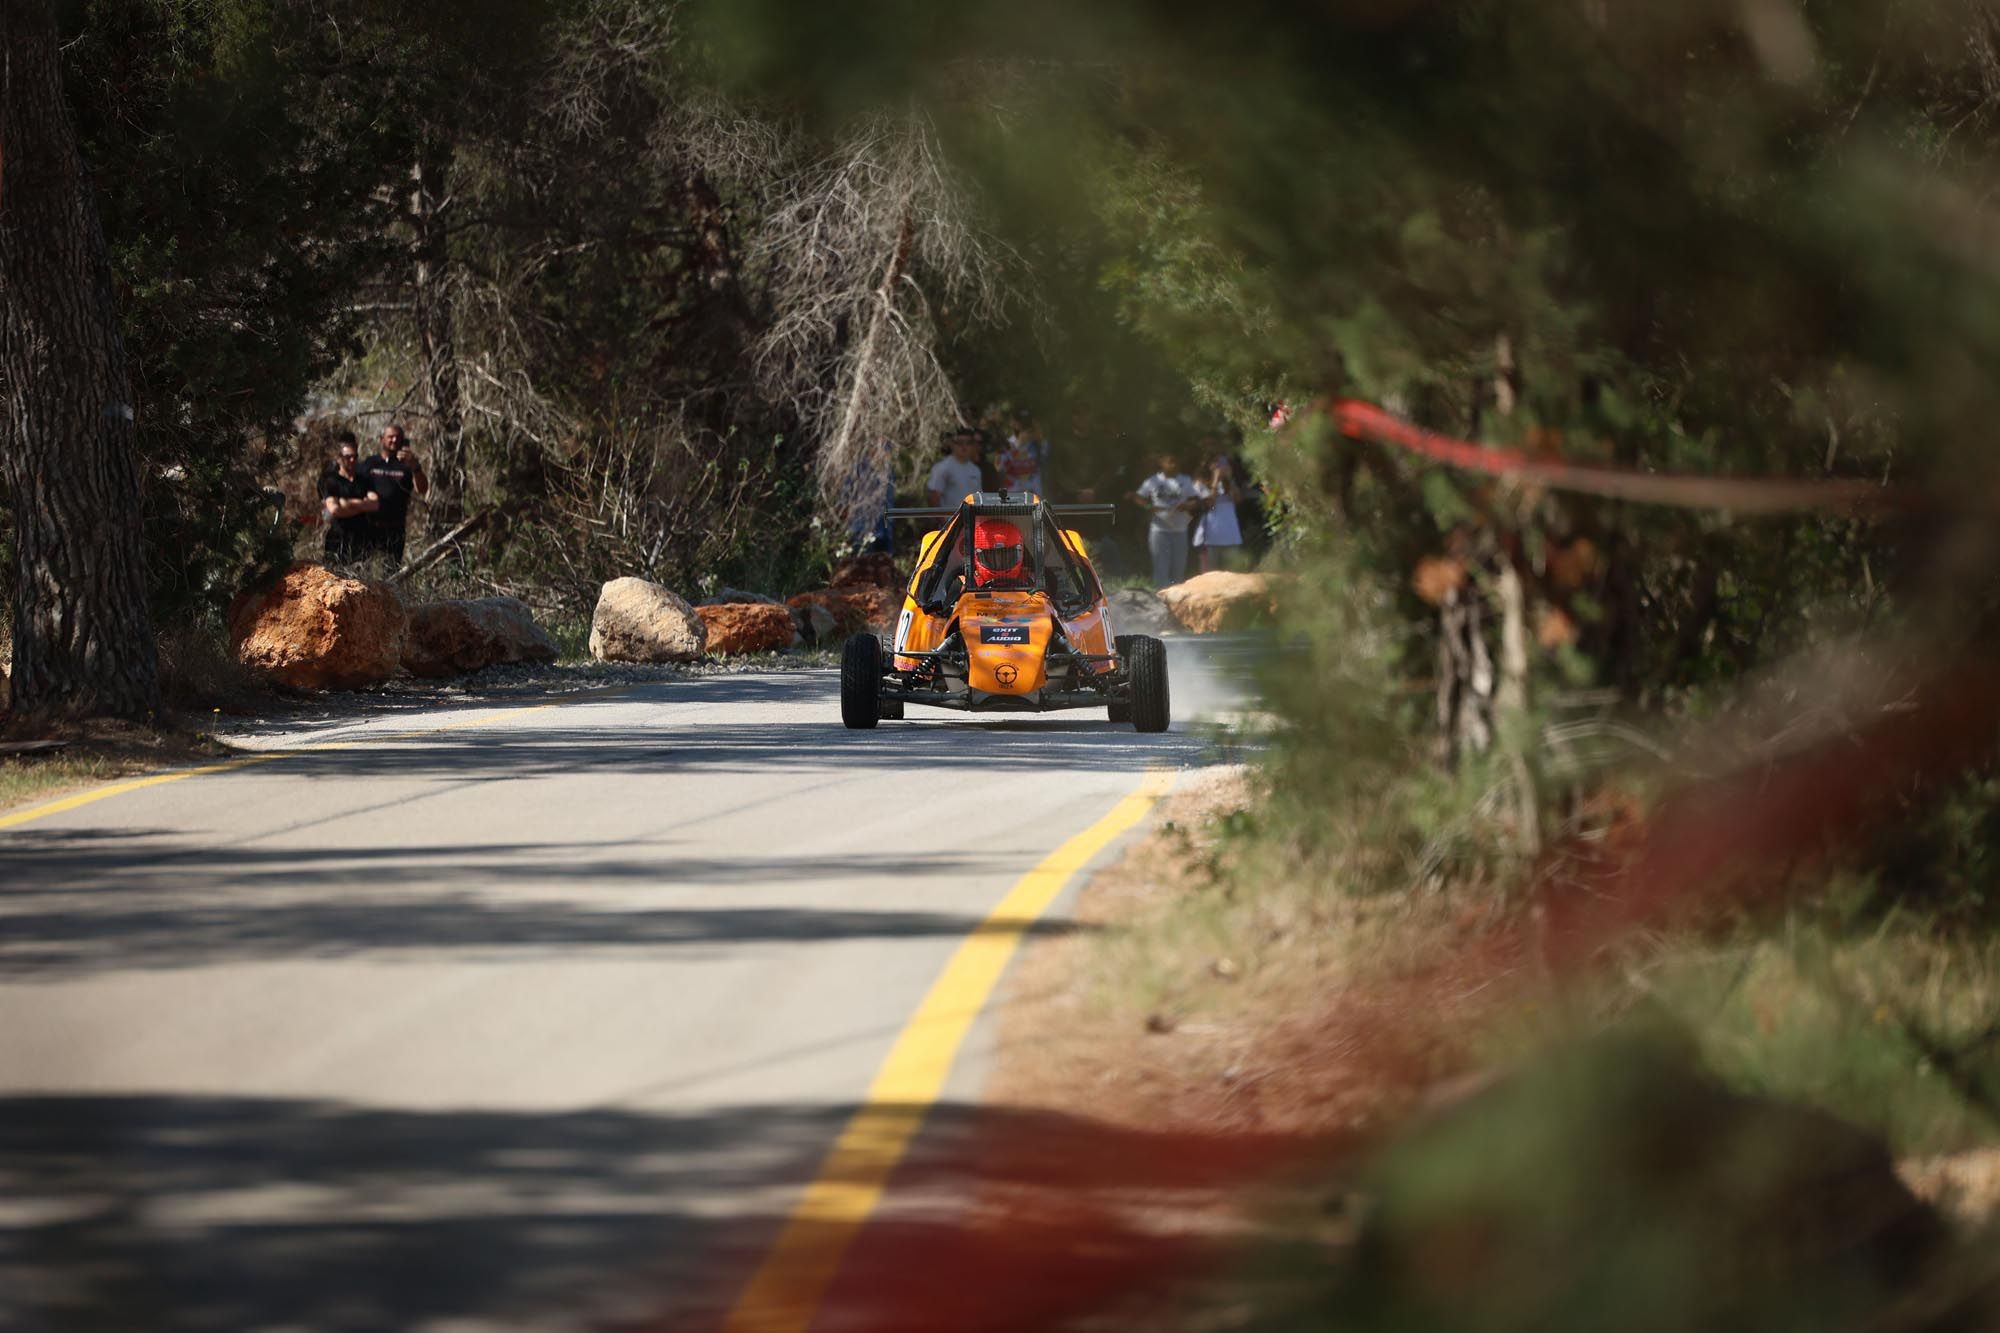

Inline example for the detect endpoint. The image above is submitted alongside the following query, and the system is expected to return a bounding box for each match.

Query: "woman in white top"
[1193,455,1248,572]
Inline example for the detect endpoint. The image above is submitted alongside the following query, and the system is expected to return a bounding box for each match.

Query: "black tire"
[841,633,882,729]
[1128,634,1170,733]
[1107,635,1135,722]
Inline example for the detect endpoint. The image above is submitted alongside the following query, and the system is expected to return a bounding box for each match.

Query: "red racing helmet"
[972,517,1029,587]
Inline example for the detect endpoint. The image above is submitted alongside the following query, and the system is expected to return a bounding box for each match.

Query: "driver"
[972,517,1034,589]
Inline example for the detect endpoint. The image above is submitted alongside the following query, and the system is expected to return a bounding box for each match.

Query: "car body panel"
[958,592,1054,694]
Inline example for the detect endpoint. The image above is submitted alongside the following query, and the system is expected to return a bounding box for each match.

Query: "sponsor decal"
[979,624,1031,644]
[995,663,1019,686]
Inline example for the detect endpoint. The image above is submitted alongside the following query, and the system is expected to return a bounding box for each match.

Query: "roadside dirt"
[968,767,2000,1331]
[987,765,1459,1137]
[989,766,1275,1128]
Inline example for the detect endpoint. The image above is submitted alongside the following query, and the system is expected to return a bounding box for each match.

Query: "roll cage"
[890,494,1113,613]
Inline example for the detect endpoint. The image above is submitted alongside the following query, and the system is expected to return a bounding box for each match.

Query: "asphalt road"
[0,646,1245,1331]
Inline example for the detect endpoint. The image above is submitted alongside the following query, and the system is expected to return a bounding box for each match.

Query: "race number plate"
[979,625,1031,644]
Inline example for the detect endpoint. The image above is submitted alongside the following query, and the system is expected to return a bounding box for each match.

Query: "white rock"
[589,577,707,664]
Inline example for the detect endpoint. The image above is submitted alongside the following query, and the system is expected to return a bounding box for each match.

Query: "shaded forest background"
[8,0,1996,685]
[8,0,2000,1325]
[8,0,1237,634]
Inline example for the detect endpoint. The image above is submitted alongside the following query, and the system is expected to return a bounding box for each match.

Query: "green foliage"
[63,0,413,616]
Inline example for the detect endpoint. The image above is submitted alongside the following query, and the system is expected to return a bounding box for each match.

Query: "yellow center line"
[0,688,629,834]
[722,767,1178,1333]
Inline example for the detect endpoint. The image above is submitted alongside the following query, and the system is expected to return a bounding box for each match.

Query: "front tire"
[841,633,882,729]
[1128,635,1170,733]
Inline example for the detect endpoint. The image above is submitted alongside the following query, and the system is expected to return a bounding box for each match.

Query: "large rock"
[790,601,838,648]
[589,577,706,663]
[403,596,559,678]
[788,586,898,636]
[696,602,798,655]
[1158,571,1274,634]
[229,562,407,690]
[1106,587,1177,637]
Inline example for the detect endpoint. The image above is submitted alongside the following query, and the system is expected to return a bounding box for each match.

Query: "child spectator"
[994,408,1049,498]
[1193,449,1249,572]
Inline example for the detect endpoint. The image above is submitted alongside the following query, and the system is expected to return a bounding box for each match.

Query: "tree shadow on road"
[0,828,1091,976]
[0,1092,1313,1332]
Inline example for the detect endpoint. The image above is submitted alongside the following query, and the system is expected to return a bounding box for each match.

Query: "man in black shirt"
[318,434,379,565]
[358,423,429,564]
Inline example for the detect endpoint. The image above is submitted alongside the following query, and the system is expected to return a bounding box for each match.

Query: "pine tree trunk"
[413,135,465,538]
[0,0,160,722]
[1495,561,1541,856]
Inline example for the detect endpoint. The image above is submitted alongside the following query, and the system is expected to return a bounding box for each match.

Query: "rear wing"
[885,499,1117,526]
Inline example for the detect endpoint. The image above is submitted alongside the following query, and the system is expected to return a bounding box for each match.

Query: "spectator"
[1129,452,1201,588]
[846,442,897,555]
[318,434,379,565]
[359,423,429,564]
[926,428,985,506]
[1193,448,1249,572]
[973,428,1002,493]
[994,408,1049,498]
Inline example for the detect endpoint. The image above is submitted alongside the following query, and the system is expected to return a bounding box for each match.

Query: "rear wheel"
[1128,635,1170,733]
[841,633,882,729]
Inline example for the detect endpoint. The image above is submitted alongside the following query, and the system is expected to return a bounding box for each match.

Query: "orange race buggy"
[839,493,1170,732]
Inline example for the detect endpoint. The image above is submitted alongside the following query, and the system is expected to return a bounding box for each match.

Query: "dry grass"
[0,721,233,815]
[157,622,276,716]
[1470,913,2000,1162]
[990,765,1470,1138]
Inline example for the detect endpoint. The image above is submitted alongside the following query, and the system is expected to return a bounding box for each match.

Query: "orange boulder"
[696,602,799,655]
[229,562,407,690]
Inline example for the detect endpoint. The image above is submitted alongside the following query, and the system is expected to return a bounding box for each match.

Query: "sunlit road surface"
[0,641,1248,1331]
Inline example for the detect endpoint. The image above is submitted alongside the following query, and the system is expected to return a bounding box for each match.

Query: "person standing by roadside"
[1129,452,1201,588]
[926,428,985,506]
[845,440,897,555]
[1192,449,1249,572]
[318,433,379,566]
[994,408,1049,498]
[359,423,429,564]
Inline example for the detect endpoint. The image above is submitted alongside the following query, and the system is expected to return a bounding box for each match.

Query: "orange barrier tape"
[1326,398,1919,515]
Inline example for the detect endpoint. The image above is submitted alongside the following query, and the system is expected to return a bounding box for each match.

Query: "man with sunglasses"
[318,432,379,566]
